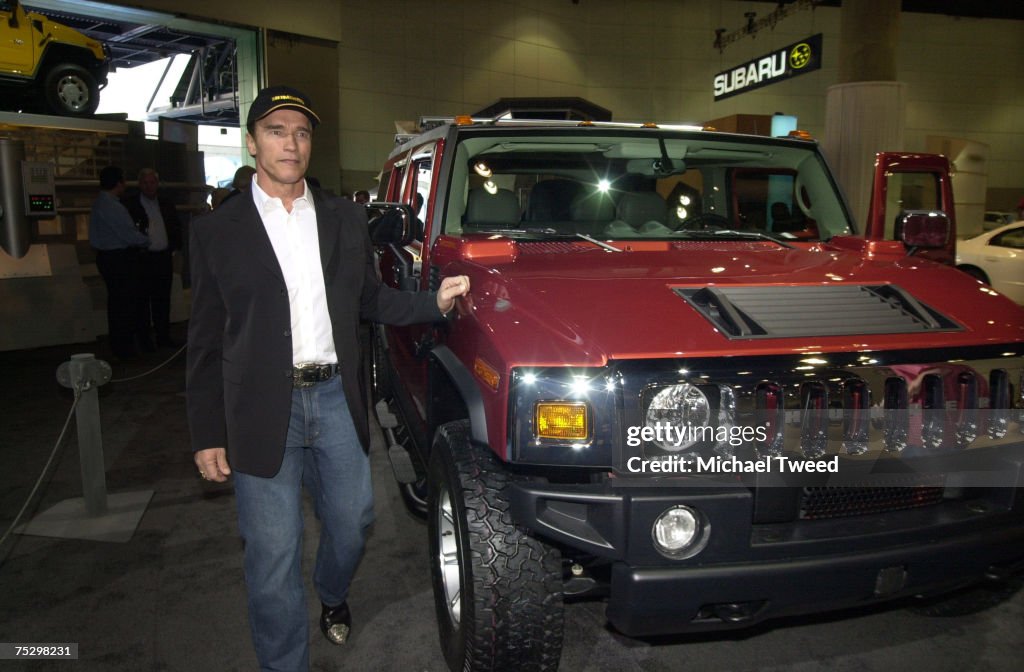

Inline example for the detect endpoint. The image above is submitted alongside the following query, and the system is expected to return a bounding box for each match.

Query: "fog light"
[652,505,706,559]
[535,402,589,441]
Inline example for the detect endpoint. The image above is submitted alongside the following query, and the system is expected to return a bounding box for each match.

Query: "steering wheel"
[672,212,730,231]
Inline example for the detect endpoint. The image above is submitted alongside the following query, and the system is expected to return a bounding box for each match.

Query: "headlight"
[652,505,707,559]
[645,384,711,451]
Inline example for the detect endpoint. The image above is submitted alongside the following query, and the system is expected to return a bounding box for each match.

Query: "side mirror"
[897,210,950,249]
[367,202,415,247]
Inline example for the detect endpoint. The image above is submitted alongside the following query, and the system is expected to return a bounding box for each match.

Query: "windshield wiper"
[675,229,795,249]
[576,232,622,252]
[465,227,623,252]
[518,228,622,252]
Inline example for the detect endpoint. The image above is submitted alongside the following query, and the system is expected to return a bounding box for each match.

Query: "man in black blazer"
[186,85,469,671]
[122,168,183,348]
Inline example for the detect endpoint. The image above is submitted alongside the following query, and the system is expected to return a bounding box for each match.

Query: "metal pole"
[0,137,31,258]
[58,353,112,516]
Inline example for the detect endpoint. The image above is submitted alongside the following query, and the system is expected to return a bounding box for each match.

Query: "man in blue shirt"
[89,165,149,358]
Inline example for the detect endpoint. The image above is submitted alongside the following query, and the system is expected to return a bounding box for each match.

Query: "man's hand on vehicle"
[437,275,471,314]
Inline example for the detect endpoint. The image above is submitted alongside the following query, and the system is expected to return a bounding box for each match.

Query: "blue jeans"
[234,375,373,672]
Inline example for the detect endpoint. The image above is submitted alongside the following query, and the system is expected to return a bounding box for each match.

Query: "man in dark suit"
[122,168,183,348]
[89,165,150,359]
[186,85,469,671]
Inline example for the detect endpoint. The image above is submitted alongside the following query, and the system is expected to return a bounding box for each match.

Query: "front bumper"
[607,522,1024,636]
[509,444,1024,636]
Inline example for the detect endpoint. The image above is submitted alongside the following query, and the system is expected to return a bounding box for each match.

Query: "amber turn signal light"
[535,402,589,441]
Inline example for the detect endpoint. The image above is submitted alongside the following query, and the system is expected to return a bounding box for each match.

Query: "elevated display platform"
[0,111,130,135]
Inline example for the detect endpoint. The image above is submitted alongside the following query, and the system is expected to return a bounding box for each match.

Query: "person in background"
[186,85,470,671]
[218,164,257,207]
[353,189,370,204]
[210,187,231,209]
[122,168,183,348]
[89,166,150,359]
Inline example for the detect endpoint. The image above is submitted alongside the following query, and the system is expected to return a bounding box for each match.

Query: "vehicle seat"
[463,188,521,230]
[605,191,671,236]
[570,190,616,236]
[524,179,582,222]
[770,201,803,233]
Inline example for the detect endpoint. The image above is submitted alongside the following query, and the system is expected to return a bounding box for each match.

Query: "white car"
[956,221,1024,304]
[983,211,1015,231]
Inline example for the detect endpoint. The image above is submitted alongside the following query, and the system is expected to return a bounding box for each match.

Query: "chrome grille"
[630,349,1024,462]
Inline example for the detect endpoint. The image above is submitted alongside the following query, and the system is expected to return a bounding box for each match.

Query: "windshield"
[441,130,853,242]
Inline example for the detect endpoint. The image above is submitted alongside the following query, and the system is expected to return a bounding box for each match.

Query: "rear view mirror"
[897,210,950,249]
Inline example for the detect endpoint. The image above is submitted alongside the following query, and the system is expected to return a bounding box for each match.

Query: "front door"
[866,152,957,265]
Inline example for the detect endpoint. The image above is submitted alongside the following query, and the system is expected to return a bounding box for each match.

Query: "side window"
[376,169,393,201]
[883,171,940,240]
[990,227,1024,250]
[387,164,407,203]
[408,144,436,241]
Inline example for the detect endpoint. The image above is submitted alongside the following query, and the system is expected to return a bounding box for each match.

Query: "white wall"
[96,0,1024,201]
[334,0,1023,200]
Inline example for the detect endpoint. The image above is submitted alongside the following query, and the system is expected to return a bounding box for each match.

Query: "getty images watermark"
[613,411,1023,487]
[623,421,838,475]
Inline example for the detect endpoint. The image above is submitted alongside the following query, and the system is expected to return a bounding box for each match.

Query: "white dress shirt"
[251,178,338,366]
[140,195,169,251]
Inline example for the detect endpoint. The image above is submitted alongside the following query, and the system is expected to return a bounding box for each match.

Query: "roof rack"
[393,116,708,147]
[415,115,705,132]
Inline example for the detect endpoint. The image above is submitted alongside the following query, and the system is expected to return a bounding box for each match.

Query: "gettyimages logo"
[626,421,768,449]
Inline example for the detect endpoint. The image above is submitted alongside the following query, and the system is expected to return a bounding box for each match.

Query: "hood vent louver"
[676,285,962,339]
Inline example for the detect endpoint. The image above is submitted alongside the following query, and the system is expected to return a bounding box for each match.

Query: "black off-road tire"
[908,576,1022,617]
[43,63,99,117]
[428,420,564,672]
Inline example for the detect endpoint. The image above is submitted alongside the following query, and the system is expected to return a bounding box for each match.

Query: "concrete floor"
[1,329,1022,671]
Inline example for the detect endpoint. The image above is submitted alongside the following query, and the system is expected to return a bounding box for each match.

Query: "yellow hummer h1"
[0,0,109,116]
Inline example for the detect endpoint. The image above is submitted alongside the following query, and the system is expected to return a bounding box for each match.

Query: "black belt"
[292,362,341,388]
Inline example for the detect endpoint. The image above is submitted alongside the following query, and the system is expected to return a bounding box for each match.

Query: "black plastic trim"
[429,345,489,447]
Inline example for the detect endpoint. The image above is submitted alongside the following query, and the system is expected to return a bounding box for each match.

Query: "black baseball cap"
[246,85,321,129]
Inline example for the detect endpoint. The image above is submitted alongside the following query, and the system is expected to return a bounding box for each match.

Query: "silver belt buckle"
[292,362,319,388]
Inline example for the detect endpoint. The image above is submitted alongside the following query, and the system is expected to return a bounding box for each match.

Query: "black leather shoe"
[320,602,351,645]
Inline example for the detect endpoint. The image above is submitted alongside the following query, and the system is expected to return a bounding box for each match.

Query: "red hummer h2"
[368,116,1024,672]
